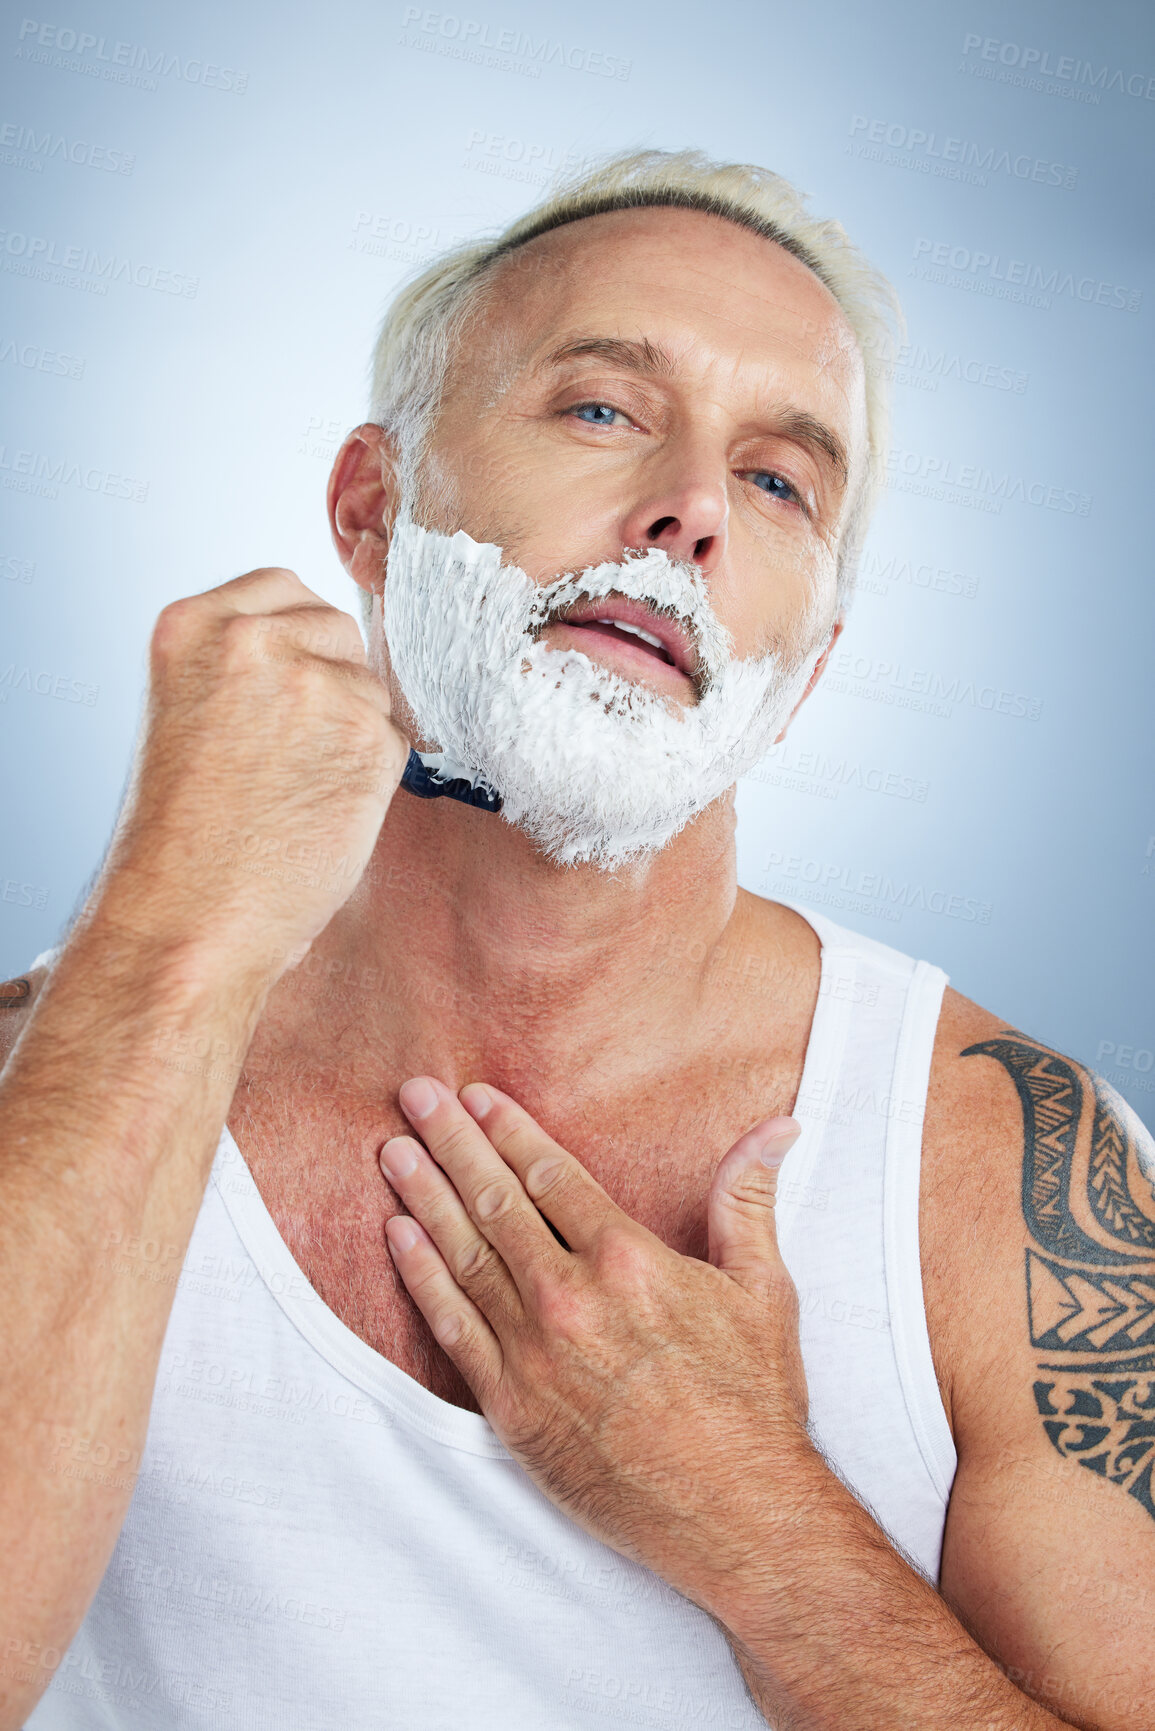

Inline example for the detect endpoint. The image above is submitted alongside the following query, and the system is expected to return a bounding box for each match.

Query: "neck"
[256,783,757,1112]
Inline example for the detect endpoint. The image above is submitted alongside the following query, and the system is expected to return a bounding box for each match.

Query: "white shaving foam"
[383,513,825,872]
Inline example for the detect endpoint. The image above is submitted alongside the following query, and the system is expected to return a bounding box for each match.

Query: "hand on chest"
[236,1048,800,1271]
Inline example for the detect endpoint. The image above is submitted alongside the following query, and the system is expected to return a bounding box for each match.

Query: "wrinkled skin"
[379,1071,816,1610]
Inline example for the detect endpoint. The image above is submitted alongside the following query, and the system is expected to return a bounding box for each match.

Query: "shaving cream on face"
[383,511,826,872]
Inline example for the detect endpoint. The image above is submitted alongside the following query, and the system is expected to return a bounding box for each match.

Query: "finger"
[456,1082,626,1256]
[384,1211,504,1401]
[380,1131,526,1332]
[263,609,368,668]
[399,1078,578,1296]
[707,1117,801,1292]
[229,603,369,672]
[209,609,394,729]
[190,568,370,668]
[196,565,334,616]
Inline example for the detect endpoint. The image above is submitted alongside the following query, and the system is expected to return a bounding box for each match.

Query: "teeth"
[593,617,667,652]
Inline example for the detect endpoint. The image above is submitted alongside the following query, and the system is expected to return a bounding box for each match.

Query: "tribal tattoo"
[963,1034,1155,1523]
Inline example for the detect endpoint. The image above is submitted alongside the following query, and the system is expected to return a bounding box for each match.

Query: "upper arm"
[927,1003,1155,1730]
[0,964,51,1075]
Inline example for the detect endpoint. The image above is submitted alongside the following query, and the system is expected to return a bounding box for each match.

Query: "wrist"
[3,880,277,1189]
[681,1432,837,1635]
[78,864,293,1004]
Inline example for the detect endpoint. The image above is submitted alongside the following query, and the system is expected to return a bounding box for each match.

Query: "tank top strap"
[884,957,956,1504]
[770,897,956,1583]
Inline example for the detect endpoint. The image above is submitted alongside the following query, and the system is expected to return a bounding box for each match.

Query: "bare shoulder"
[0,963,53,1073]
[922,980,1155,1474]
[918,997,1155,1723]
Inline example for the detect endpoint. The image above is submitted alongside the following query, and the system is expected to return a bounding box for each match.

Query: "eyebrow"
[539,335,678,378]
[761,403,849,488]
[537,337,849,489]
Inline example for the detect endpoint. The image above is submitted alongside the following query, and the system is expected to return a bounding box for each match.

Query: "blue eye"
[746,470,799,504]
[571,402,624,427]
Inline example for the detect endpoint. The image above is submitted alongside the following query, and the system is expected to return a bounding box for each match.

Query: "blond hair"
[361,147,902,625]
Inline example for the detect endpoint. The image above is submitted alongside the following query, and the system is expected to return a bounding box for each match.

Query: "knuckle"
[593,1224,651,1288]
[716,1186,775,1226]
[150,596,201,660]
[233,566,316,605]
[487,1116,539,1163]
[279,655,326,698]
[472,1180,517,1223]
[282,606,360,663]
[429,1305,466,1348]
[320,610,366,660]
[524,1155,568,1203]
[407,1260,441,1302]
[455,1235,500,1284]
[435,1122,479,1165]
[235,564,302,587]
[537,1279,587,1340]
[218,610,277,669]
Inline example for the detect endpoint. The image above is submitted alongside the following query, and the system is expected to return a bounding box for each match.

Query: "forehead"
[476,205,865,415]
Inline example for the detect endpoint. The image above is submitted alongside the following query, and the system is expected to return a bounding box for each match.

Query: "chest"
[228,1048,804,1416]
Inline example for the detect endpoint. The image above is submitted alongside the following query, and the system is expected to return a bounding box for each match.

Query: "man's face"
[408,204,867,702]
[362,204,870,870]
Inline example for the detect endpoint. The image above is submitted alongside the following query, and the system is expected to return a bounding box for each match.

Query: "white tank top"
[24,902,956,1730]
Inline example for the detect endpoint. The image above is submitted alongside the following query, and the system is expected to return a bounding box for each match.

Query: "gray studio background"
[1,0,1152,1129]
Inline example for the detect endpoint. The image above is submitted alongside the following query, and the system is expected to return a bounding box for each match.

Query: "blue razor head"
[399,748,503,813]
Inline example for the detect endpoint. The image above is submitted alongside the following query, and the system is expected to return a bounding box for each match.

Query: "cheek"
[443,434,562,540]
[724,524,838,658]
[739,504,835,581]
[408,448,466,530]
[462,451,632,576]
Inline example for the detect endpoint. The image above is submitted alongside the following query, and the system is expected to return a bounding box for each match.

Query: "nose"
[619,448,728,572]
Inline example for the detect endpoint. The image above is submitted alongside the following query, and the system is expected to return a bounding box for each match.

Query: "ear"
[327,424,402,602]
[770,614,844,746]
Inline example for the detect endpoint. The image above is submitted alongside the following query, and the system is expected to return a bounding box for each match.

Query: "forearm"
[702,1447,1076,1731]
[0,892,275,1727]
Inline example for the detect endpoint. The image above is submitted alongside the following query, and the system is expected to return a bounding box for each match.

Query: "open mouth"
[564,617,677,665]
[545,618,694,692]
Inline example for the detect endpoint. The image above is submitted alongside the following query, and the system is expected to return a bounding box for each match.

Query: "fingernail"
[759,1123,801,1167]
[380,1138,419,1180]
[399,1077,438,1120]
[387,1216,420,1252]
[459,1083,493,1119]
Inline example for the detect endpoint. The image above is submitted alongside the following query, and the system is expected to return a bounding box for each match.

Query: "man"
[1,149,1152,1729]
